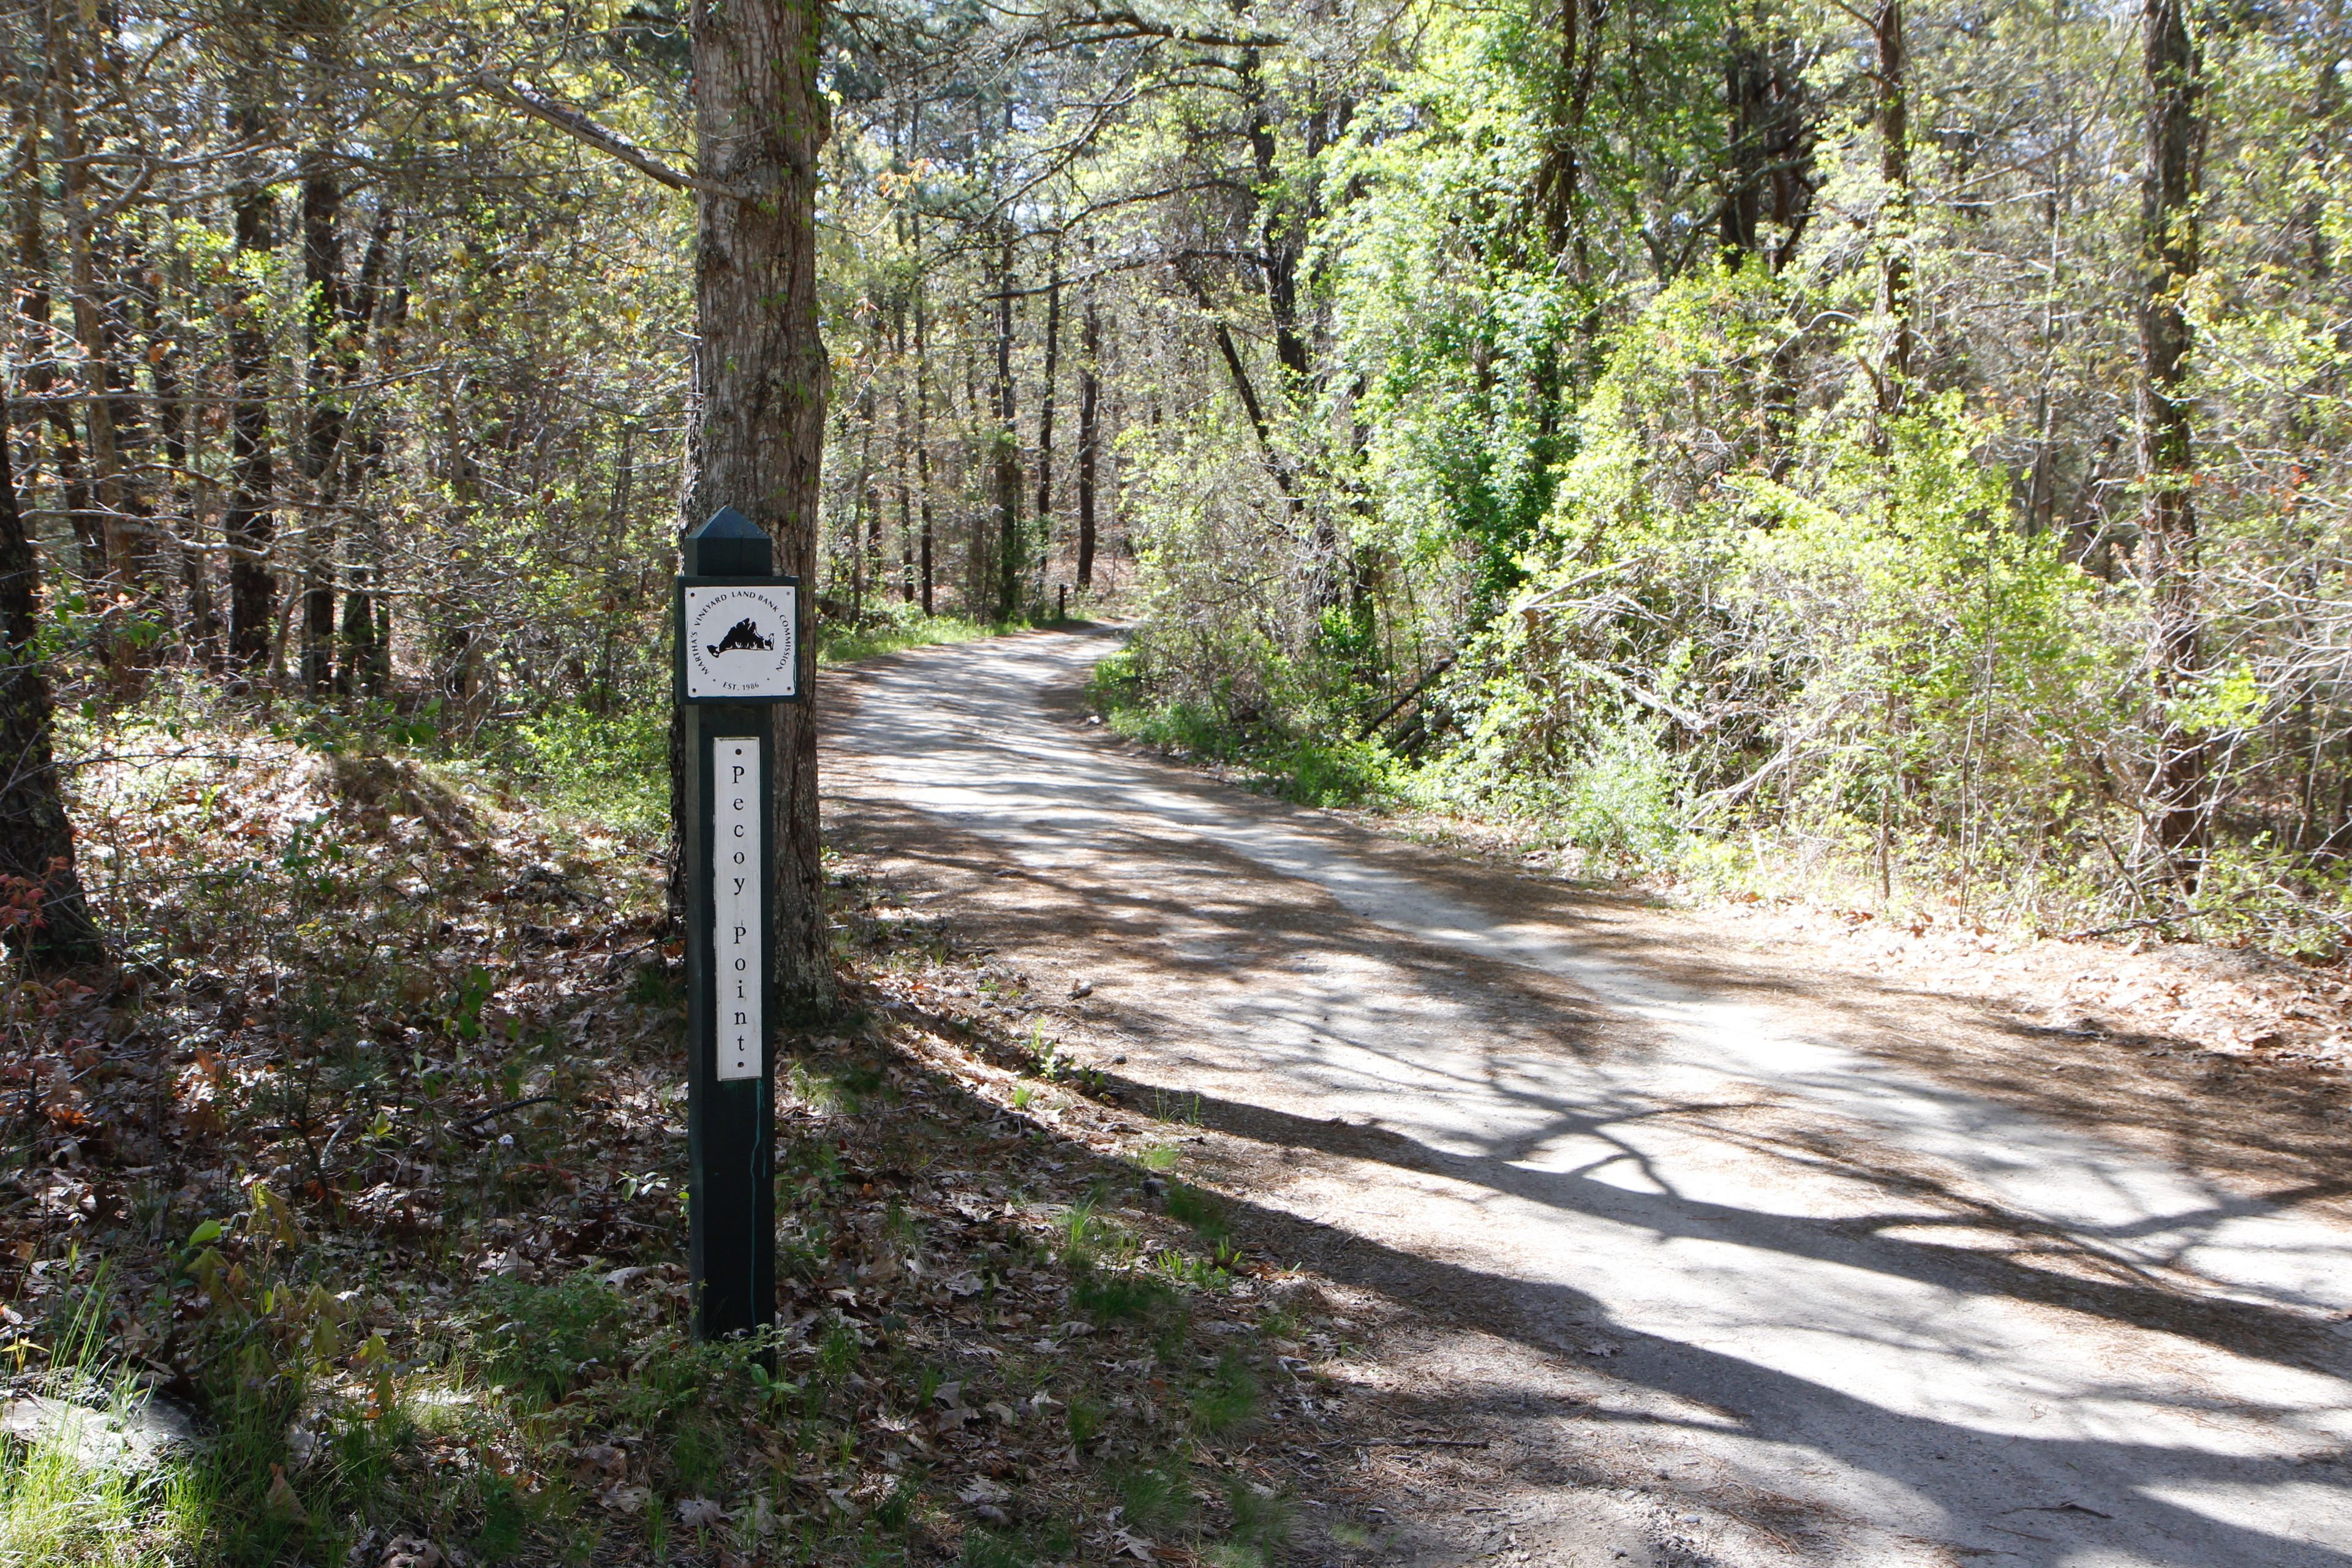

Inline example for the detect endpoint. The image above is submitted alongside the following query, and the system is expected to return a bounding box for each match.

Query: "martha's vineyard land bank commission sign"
[680,581,801,701]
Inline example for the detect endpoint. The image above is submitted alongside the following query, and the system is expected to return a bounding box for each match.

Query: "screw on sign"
[674,507,804,1341]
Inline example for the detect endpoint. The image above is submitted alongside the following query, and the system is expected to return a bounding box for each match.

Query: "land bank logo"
[707,617,774,658]
[682,584,798,699]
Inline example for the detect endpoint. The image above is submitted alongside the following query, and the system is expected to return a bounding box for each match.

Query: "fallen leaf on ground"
[379,1536,444,1568]
[266,1464,307,1523]
[572,1444,625,1487]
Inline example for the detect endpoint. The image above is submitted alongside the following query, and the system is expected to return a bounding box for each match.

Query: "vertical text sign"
[714,738,763,1080]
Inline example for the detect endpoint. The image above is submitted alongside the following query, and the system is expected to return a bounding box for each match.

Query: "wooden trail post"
[676,506,804,1341]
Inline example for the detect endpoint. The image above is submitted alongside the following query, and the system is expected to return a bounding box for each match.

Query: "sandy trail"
[827,628,2352,1567]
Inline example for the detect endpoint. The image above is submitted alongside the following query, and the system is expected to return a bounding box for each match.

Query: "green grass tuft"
[1190,1352,1261,1438]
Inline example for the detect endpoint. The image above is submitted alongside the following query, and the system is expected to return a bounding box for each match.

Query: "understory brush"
[818,601,1004,665]
[1089,645,1398,809]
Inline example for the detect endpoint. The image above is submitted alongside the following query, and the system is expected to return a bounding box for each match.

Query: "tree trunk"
[963,337,987,614]
[848,387,875,625]
[1720,27,1815,273]
[336,213,394,695]
[992,235,1023,620]
[2138,0,2209,868]
[0,394,100,969]
[10,88,102,586]
[691,0,832,1012]
[1245,77,1314,408]
[1537,0,1585,262]
[300,153,345,696]
[50,23,140,634]
[140,221,214,662]
[1873,0,1913,419]
[1076,290,1101,590]
[224,100,277,673]
[895,314,914,604]
[1033,254,1060,578]
[1532,0,1602,444]
[914,290,935,616]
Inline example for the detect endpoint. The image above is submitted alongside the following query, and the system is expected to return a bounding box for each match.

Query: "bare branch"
[469,73,748,202]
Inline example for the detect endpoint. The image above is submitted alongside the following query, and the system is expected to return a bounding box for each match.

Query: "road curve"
[827,627,2352,1568]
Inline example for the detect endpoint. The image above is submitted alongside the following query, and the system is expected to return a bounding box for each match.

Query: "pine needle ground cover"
[0,712,1368,1567]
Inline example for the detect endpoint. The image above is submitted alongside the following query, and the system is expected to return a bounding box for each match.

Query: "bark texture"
[692,0,832,1011]
[0,396,100,968]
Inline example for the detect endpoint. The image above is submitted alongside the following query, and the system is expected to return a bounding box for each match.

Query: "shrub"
[470,1272,629,1406]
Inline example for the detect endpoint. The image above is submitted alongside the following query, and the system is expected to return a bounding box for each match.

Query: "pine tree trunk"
[895,312,915,604]
[1076,291,1100,590]
[913,252,935,616]
[1033,255,1060,576]
[992,235,1023,620]
[0,394,100,969]
[692,0,832,1012]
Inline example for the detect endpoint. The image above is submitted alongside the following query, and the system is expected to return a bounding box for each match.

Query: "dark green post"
[676,507,804,1341]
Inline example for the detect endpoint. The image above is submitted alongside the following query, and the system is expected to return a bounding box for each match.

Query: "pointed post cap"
[684,506,772,576]
[693,506,767,541]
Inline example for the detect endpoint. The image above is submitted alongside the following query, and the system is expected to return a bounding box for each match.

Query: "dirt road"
[827,628,2352,1567]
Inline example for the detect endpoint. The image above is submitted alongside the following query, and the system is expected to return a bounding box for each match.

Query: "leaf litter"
[0,721,1389,1564]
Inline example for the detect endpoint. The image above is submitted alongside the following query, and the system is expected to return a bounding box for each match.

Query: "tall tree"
[299,144,345,695]
[990,232,1022,619]
[1872,0,1912,417]
[2138,0,2208,867]
[692,0,833,1010]
[0,394,100,968]
[10,77,100,586]
[1076,286,1101,590]
[914,287,936,614]
[49,14,138,627]
[223,94,278,674]
[1719,22,1814,273]
[1033,250,1061,593]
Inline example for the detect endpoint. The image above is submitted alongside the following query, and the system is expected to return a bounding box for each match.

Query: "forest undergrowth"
[0,683,1371,1568]
[1085,633,2352,1087]
[1088,633,2352,970]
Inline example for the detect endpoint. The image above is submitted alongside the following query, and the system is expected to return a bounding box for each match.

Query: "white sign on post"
[713,738,763,1081]
[684,584,799,701]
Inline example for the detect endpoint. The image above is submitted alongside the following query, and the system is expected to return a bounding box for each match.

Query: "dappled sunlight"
[831,630,2352,1566]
